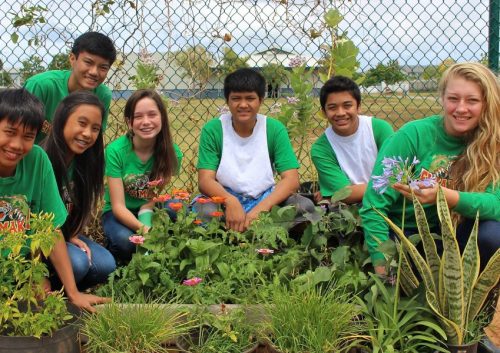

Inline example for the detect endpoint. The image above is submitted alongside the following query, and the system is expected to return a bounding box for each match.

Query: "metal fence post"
[489,0,500,73]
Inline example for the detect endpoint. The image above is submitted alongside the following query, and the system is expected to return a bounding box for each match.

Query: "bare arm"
[198,169,246,232]
[108,176,145,232]
[49,232,110,312]
[343,184,367,204]
[245,169,300,227]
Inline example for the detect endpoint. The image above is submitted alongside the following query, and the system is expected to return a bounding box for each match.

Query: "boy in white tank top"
[197,69,313,232]
[311,76,393,204]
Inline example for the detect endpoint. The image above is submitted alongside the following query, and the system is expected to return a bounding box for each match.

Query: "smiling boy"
[311,76,394,204]
[24,32,116,143]
[197,68,313,232]
[0,88,109,312]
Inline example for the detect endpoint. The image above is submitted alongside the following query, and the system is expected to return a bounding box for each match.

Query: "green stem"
[393,197,406,318]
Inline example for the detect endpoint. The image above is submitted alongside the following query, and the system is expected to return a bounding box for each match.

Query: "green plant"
[0,212,72,338]
[182,306,257,353]
[358,273,447,353]
[129,48,163,90]
[376,187,500,345]
[81,301,191,353]
[262,283,365,353]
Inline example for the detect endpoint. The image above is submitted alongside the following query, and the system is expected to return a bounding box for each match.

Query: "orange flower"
[211,196,226,204]
[172,189,190,200]
[196,197,212,204]
[193,219,203,225]
[169,202,184,212]
[209,211,224,217]
[153,194,171,202]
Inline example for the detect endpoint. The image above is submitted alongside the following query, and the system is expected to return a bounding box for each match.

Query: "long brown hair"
[124,89,178,182]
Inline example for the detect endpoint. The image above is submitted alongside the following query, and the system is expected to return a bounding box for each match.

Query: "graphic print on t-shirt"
[123,173,155,200]
[0,195,30,232]
[419,154,456,187]
[61,181,74,213]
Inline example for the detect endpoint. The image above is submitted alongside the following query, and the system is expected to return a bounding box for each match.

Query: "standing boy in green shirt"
[0,88,109,312]
[24,32,116,143]
[311,75,393,203]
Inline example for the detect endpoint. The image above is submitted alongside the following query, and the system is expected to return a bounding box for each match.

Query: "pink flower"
[182,277,202,286]
[129,235,145,245]
[147,178,164,187]
[256,248,274,255]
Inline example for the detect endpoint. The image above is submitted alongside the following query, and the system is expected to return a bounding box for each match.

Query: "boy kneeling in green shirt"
[0,89,109,312]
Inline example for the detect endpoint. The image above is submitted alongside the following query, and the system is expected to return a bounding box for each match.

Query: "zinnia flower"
[193,219,203,225]
[256,248,274,255]
[153,194,171,202]
[169,202,184,212]
[172,189,190,200]
[210,211,224,217]
[183,277,202,286]
[196,197,212,204]
[147,178,164,187]
[129,235,145,245]
[211,196,226,204]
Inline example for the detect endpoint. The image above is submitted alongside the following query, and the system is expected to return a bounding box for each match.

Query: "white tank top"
[325,115,378,184]
[216,114,275,198]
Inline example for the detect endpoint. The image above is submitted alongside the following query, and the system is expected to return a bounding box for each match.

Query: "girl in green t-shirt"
[102,89,181,262]
[43,91,116,290]
[361,62,500,275]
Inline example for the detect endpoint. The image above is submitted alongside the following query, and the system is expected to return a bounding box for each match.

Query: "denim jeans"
[456,219,500,269]
[67,235,116,290]
[102,202,179,263]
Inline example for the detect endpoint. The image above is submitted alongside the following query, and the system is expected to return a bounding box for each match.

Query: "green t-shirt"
[311,117,393,197]
[24,70,112,143]
[360,115,500,262]
[0,145,67,234]
[103,135,183,213]
[197,117,299,173]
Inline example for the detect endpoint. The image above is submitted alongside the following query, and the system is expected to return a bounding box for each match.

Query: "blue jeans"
[456,219,500,269]
[102,203,178,263]
[67,235,116,291]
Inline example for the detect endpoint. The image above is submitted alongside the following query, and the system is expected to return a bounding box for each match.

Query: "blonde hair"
[439,63,500,193]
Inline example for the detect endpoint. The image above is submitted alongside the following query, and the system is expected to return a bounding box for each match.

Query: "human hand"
[393,182,438,204]
[224,197,246,232]
[69,237,91,263]
[244,207,263,230]
[68,292,111,313]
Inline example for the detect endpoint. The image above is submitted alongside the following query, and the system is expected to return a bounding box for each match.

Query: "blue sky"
[0,0,490,71]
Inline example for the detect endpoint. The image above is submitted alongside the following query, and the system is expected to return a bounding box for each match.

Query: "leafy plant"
[81,301,192,353]
[261,283,365,353]
[358,273,447,353]
[181,306,257,353]
[0,212,72,338]
[129,48,163,90]
[376,187,500,345]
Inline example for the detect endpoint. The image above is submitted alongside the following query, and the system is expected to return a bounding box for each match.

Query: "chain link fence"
[0,0,497,190]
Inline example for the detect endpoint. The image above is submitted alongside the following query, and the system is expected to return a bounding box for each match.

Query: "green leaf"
[324,8,342,28]
[138,272,149,285]
[330,187,352,203]
[11,33,19,43]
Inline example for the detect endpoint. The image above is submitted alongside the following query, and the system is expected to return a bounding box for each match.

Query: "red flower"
[153,194,171,202]
[129,235,145,245]
[211,196,226,204]
[193,219,203,225]
[209,211,224,217]
[196,197,212,204]
[169,202,184,212]
[256,248,274,255]
[182,277,202,286]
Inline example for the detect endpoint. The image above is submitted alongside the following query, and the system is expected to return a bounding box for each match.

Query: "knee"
[91,250,117,280]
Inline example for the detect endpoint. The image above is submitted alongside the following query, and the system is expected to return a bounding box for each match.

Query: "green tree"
[0,72,13,87]
[218,47,249,76]
[48,52,71,70]
[363,59,407,86]
[19,55,46,82]
[422,58,456,80]
[173,45,214,90]
[261,63,288,98]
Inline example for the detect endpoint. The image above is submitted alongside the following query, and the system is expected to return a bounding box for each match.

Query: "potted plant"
[260,283,365,353]
[376,187,500,352]
[81,300,192,353]
[0,212,79,353]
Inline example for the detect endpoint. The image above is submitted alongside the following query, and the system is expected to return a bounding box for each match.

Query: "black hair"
[224,68,266,100]
[319,75,361,111]
[72,32,117,65]
[42,91,105,240]
[124,89,178,182]
[0,88,44,132]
